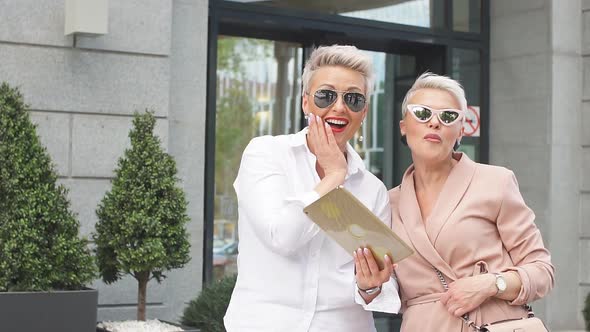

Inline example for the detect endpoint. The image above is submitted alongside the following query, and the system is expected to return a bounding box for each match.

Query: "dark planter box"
[96,320,199,332]
[0,288,98,332]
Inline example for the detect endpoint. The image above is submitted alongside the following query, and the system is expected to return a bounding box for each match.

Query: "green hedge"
[182,274,237,332]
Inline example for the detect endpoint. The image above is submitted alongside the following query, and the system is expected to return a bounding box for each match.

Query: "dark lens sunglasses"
[311,89,367,113]
[406,104,464,126]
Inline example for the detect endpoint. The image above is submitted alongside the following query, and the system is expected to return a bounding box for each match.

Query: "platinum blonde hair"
[302,45,374,96]
[401,72,468,118]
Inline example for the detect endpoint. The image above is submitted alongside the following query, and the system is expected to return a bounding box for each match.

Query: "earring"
[453,140,461,151]
[357,121,364,143]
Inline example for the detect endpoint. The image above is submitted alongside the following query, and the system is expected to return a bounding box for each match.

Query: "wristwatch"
[359,285,381,295]
[493,273,507,295]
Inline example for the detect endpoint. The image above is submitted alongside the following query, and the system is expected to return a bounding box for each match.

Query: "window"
[224,0,445,28]
[453,0,481,33]
[213,36,303,279]
[452,48,481,161]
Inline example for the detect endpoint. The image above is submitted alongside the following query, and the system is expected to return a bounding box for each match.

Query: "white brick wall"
[30,111,71,175]
[0,0,72,47]
[71,114,168,178]
[0,44,170,115]
[75,0,173,55]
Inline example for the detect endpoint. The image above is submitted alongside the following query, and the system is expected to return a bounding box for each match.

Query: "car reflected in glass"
[213,239,238,279]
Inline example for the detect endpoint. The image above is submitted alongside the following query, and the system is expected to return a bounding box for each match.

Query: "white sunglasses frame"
[406,104,464,126]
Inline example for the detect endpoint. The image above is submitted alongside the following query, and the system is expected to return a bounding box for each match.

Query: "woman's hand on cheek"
[307,113,347,181]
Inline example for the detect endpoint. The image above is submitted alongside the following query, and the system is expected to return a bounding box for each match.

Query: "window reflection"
[214,36,303,279]
[342,0,435,27]
[225,0,444,28]
[453,0,481,33]
[356,51,392,182]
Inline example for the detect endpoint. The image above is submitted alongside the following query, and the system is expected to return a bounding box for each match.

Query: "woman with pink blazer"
[354,72,554,330]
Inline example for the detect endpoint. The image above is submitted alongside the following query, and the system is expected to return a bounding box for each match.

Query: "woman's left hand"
[354,247,396,291]
[439,274,496,317]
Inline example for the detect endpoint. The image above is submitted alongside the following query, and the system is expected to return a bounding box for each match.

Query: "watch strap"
[358,284,381,295]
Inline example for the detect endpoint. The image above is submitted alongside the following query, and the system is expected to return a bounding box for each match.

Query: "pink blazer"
[390,153,554,331]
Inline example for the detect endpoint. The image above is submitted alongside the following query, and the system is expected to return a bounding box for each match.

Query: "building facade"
[0,0,587,330]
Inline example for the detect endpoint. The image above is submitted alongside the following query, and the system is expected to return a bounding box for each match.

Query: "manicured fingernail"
[316,115,321,122]
[384,254,390,261]
[309,113,315,123]
[324,122,330,128]
[363,248,370,255]
[357,248,363,255]
[353,251,357,257]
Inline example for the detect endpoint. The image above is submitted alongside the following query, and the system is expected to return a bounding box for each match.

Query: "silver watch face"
[496,275,507,292]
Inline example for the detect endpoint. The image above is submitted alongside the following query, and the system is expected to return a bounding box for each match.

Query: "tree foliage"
[93,111,190,320]
[0,82,95,291]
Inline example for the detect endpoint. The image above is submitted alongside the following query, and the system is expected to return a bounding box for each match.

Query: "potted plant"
[0,82,97,332]
[181,274,237,332]
[93,111,192,331]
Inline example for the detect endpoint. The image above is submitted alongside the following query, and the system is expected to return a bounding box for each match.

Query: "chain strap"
[434,266,449,290]
[433,267,535,331]
[433,267,479,330]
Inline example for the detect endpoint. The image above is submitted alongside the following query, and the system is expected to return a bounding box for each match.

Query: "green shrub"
[584,291,590,331]
[0,82,95,291]
[93,111,191,321]
[181,274,237,332]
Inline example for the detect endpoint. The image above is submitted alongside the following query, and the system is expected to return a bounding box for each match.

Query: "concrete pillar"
[491,0,583,329]
[164,0,209,322]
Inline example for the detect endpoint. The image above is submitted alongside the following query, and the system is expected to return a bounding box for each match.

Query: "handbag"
[433,267,549,332]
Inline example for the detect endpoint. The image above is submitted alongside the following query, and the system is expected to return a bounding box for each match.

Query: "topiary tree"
[0,82,95,292]
[93,111,191,321]
[181,274,237,332]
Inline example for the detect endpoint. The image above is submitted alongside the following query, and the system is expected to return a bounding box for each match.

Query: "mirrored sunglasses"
[406,104,463,126]
[312,89,366,113]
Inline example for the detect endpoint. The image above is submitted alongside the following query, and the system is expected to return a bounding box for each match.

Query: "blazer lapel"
[425,153,477,246]
[398,165,458,281]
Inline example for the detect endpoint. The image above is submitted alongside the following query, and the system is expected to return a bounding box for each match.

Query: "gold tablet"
[303,187,413,269]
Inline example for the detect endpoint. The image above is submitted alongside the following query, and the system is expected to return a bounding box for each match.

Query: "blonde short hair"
[401,72,468,117]
[302,45,374,96]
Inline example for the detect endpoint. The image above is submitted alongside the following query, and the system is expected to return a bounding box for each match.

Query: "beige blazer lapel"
[424,153,477,247]
[398,165,458,280]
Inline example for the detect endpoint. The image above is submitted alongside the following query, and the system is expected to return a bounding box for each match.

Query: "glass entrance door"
[211,34,449,277]
[211,35,446,331]
[207,1,487,331]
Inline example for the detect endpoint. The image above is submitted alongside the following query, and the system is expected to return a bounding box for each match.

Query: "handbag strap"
[433,267,535,331]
